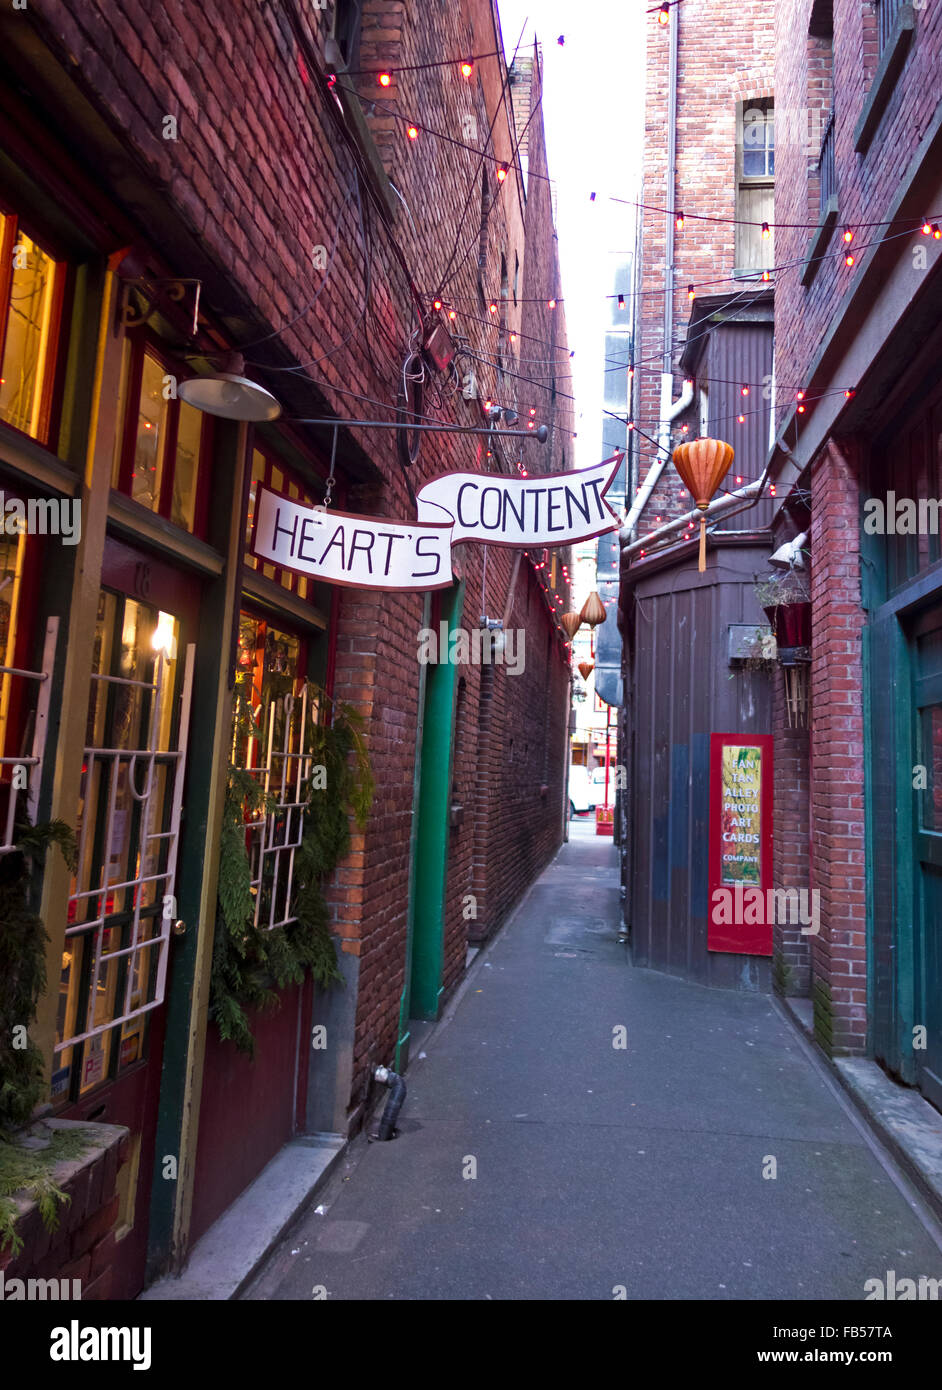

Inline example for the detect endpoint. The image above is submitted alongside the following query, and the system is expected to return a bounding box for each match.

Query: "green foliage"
[210,686,373,1056]
[0,819,77,1134]
[0,1126,93,1257]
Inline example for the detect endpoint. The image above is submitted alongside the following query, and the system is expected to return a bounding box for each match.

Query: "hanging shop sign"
[250,453,623,591]
[707,732,774,955]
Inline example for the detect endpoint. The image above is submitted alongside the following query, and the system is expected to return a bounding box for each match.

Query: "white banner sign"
[250,452,622,591]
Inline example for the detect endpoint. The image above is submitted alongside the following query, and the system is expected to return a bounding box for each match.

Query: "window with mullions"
[0,213,66,444]
[245,448,321,601]
[735,100,775,277]
[111,336,211,535]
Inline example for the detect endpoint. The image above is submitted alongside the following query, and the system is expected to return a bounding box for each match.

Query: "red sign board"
[708,732,774,955]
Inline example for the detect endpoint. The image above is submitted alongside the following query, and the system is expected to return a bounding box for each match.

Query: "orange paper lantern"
[560,611,583,639]
[579,591,607,627]
[671,437,734,572]
[578,660,595,681]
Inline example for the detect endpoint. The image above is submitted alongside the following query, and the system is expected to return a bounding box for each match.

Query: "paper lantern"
[578,661,595,681]
[560,611,583,639]
[671,437,734,572]
[579,591,606,627]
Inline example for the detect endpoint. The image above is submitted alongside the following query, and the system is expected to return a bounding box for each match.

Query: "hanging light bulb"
[845,252,855,266]
[845,388,856,399]
[406,125,419,140]
[618,294,625,309]
[497,164,508,183]
[489,302,498,314]
[741,384,749,396]
[461,60,474,78]
[761,221,771,239]
[843,227,853,244]
[922,220,933,235]
[658,2,670,24]
[687,284,695,301]
[448,309,457,320]
[433,298,442,311]
[762,269,771,281]
[934,225,942,240]
[738,415,745,425]
[548,298,557,309]
[378,72,392,87]
[675,211,685,230]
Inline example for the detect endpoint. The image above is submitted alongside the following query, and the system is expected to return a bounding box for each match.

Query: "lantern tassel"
[698,515,707,572]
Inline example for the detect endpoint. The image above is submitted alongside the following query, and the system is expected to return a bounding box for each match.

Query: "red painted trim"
[324,586,339,701]
[708,732,774,955]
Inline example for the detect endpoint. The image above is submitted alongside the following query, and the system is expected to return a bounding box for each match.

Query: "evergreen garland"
[0,818,77,1135]
[209,685,373,1056]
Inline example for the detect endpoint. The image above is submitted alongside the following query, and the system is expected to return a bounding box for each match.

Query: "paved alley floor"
[244,822,942,1301]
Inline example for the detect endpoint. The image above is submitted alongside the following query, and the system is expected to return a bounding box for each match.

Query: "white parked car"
[568,764,593,815]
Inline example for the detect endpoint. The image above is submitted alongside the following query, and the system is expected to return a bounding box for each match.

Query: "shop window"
[0,214,65,444]
[56,591,183,1100]
[0,501,44,824]
[111,336,210,535]
[245,447,321,601]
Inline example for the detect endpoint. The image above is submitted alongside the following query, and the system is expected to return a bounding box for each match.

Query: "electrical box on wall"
[727,623,775,664]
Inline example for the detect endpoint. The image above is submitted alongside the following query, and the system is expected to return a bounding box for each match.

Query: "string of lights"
[328,70,942,237]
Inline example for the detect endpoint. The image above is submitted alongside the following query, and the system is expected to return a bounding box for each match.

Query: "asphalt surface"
[244,821,942,1300]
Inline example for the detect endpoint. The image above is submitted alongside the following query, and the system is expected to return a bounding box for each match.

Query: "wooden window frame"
[112,330,213,539]
[0,209,69,449]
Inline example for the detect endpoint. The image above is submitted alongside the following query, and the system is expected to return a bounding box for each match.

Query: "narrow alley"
[244,824,942,1302]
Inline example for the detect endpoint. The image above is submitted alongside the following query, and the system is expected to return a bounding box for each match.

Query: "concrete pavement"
[244,821,942,1300]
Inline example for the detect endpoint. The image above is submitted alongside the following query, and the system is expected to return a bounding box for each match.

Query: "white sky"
[498,2,646,470]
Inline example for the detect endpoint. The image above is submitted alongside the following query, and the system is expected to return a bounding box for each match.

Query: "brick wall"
[0,1121,128,1300]
[22,0,571,1130]
[809,439,867,1054]
[635,0,775,529]
[774,0,942,419]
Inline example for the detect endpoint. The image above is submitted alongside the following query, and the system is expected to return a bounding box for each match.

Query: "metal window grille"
[0,616,58,853]
[239,684,320,932]
[56,643,195,1053]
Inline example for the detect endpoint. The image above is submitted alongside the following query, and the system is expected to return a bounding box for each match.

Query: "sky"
[497,1,646,470]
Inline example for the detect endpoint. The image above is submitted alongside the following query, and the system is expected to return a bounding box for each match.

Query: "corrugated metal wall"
[709,323,775,534]
[626,540,773,988]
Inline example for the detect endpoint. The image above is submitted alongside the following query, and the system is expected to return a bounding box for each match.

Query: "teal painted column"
[409,583,464,1021]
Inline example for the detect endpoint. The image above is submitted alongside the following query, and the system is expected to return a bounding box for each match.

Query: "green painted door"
[911,604,942,1111]
[409,582,464,1021]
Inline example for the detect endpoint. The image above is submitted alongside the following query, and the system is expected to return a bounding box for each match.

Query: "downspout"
[623,9,690,539]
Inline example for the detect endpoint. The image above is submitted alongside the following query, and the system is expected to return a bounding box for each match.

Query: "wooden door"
[53,539,199,1297]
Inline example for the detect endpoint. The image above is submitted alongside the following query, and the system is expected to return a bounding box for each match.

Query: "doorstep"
[140,1133,345,1301]
[781,996,942,1223]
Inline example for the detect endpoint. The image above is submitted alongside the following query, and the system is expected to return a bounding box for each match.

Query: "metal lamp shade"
[178,371,282,422]
[671,437,734,572]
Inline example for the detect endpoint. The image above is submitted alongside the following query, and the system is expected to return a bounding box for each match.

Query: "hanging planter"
[754,570,812,728]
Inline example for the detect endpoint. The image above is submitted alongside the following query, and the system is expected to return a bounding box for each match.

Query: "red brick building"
[0,0,574,1296]
[769,0,942,1102]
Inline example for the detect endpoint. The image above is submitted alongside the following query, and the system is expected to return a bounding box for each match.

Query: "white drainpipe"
[622,375,694,536]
